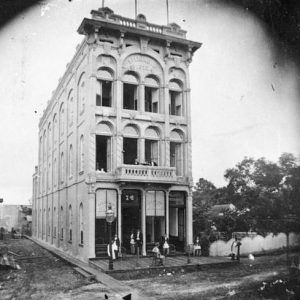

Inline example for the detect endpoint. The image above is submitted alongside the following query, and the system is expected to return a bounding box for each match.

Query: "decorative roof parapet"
[89,7,187,39]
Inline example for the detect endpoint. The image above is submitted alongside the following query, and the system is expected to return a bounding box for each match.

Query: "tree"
[223,153,300,235]
[193,178,217,233]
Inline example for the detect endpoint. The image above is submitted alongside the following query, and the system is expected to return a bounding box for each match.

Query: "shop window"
[146,191,165,243]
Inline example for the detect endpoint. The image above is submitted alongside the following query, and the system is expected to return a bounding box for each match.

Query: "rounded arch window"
[145,126,161,166]
[123,72,139,111]
[123,124,139,165]
[96,121,113,136]
[170,129,184,176]
[169,79,184,116]
[96,68,113,107]
[68,90,74,126]
[123,124,139,138]
[170,129,184,142]
[145,126,160,139]
[145,76,160,113]
[59,103,65,135]
[78,73,86,113]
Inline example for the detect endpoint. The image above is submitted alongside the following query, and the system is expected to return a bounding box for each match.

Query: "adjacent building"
[32,7,201,262]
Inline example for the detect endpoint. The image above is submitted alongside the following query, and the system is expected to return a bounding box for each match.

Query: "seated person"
[152,243,164,265]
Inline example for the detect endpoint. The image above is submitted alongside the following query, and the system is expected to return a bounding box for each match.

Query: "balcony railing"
[115,165,177,183]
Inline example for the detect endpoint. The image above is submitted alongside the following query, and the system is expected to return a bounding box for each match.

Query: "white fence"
[209,232,300,256]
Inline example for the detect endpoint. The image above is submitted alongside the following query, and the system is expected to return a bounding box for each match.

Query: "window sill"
[79,171,84,175]
[68,240,72,244]
[78,243,83,247]
[60,238,64,241]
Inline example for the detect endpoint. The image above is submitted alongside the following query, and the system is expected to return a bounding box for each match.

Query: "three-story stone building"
[32,7,201,262]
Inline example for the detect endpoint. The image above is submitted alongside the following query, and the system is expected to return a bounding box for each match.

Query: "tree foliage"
[193,153,300,237]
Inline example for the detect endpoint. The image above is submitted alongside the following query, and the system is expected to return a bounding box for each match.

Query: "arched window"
[53,114,58,145]
[145,76,160,113]
[145,126,160,165]
[60,206,64,240]
[47,123,52,153]
[53,207,56,238]
[96,69,113,107]
[69,145,73,177]
[48,207,50,236]
[78,74,86,113]
[48,162,51,189]
[60,152,64,183]
[79,203,83,244]
[53,158,57,187]
[170,129,184,176]
[79,135,84,172]
[68,205,72,242]
[59,103,65,135]
[43,130,46,164]
[123,124,139,164]
[169,80,183,116]
[123,72,138,110]
[68,91,74,126]
[96,122,113,172]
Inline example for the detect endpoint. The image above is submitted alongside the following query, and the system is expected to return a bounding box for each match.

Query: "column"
[165,191,169,236]
[141,190,146,256]
[163,85,170,167]
[140,138,145,164]
[115,78,123,167]
[186,190,193,245]
[88,191,96,258]
[139,83,145,112]
[117,190,122,247]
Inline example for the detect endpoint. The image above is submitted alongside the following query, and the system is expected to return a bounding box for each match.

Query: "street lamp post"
[106,204,115,271]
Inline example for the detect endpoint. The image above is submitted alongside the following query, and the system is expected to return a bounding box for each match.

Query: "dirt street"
[0,238,115,300]
[0,238,299,299]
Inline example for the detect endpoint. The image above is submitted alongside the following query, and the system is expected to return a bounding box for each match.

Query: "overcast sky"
[0,0,299,204]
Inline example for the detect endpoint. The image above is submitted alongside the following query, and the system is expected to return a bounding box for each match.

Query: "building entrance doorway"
[121,189,141,252]
[169,191,186,251]
[95,219,116,245]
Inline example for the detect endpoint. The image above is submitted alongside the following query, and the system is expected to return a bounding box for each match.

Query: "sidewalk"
[25,236,155,300]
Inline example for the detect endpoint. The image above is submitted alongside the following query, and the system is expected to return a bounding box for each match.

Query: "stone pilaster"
[186,190,193,246]
[141,190,146,256]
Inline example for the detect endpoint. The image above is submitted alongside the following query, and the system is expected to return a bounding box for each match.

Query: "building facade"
[32,7,201,262]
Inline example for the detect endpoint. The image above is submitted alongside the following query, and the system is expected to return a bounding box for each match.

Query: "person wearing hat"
[152,242,164,265]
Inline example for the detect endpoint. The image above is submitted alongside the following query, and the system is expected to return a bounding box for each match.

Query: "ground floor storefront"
[32,180,193,261]
[93,184,193,257]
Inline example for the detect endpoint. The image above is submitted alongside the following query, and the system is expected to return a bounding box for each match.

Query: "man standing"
[135,229,143,256]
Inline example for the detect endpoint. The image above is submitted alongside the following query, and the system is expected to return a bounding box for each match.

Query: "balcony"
[115,165,177,184]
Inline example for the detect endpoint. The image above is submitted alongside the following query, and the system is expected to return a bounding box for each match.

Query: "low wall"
[209,232,300,257]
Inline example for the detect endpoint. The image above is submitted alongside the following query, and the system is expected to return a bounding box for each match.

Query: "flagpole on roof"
[135,0,137,18]
[102,0,105,8]
[166,0,169,24]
